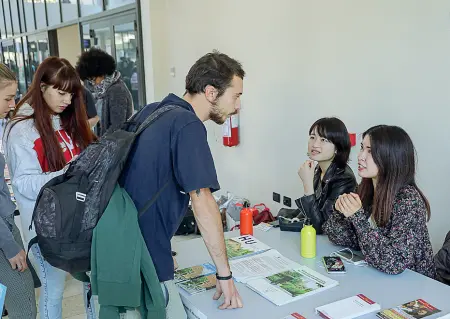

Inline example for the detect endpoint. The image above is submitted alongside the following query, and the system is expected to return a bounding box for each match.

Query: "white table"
[172,229,450,319]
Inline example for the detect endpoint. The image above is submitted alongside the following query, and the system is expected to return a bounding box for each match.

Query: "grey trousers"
[161,280,187,319]
[0,220,37,319]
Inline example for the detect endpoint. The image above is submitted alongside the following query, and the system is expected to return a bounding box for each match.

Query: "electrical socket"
[273,192,281,203]
[283,196,292,207]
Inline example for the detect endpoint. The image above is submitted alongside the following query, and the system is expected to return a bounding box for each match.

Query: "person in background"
[295,117,357,233]
[84,87,100,129]
[4,57,97,319]
[120,51,244,318]
[324,125,436,278]
[76,48,133,136]
[434,230,450,285]
[0,64,37,319]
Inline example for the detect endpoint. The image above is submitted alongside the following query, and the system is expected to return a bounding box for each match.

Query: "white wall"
[141,0,171,102]
[144,0,450,251]
[57,24,82,67]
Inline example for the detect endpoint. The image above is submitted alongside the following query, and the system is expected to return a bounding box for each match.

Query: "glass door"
[86,20,113,55]
[114,20,139,110]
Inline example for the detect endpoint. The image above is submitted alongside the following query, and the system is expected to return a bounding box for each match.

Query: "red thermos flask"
[240,202,253,236]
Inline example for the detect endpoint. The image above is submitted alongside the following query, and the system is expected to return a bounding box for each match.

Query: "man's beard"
[209,100,227,125]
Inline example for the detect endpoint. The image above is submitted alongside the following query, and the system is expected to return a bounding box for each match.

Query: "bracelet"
[215,272,233,281]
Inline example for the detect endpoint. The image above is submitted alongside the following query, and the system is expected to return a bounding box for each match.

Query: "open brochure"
[246,265,339,306]
[174,263,216,284]
[225,235,271,259]
[378,299,441,319]
[230,249,301,283]
[316,294,381,319]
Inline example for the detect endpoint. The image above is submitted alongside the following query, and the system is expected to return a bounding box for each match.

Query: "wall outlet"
[283,196,292,207]
[273,192,281,203]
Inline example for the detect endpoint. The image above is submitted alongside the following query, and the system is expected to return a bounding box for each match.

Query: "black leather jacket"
[295,163,357,234]
[435,231,450,285]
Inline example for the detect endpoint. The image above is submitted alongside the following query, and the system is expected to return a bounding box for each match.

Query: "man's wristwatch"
[215,272,233,281]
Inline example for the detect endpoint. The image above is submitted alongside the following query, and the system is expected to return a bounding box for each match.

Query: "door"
[82,14,144,110]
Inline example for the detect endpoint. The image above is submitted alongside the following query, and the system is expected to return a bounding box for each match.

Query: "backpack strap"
[132,104,179,217]
[138,177,171,218]
[26,237,42,288]
[135,104,179,136]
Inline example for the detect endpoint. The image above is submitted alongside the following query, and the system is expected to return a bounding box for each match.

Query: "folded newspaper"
[246,266,339,306]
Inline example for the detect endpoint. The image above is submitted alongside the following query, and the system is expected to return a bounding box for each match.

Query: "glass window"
[88,24,112,54]
[105,0,134,10]
[46,0,61,26]
[22,36,32,87]
[23,0,35,32]
[0,1,6,39]
[28,32,48,79]
[34,0,47,29]
[114,22,140,109]
[14,38,26,96]
[17,0,26,32]
[61,0,77,22]
[2,41,17,75]
[3,0,13,37]
[80,0,102,17]
[10,0,21,34]
[81,23,91,51]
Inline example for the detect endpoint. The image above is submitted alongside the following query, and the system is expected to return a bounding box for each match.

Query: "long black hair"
[309,117,351,168]
[358,125,430,226]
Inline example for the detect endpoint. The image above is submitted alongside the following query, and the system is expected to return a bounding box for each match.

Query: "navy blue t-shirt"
[120,94,220,282]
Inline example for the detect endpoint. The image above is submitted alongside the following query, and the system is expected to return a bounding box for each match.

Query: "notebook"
[316,294,381,319]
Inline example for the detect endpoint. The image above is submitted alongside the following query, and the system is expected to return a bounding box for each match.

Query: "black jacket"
[435,231,450,285]
[295,163,357,234]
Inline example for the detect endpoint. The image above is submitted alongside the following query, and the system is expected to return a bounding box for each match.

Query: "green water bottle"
[301,218,316,258]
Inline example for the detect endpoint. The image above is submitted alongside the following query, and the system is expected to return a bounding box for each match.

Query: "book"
[174,263,216,284]
[377,299,441,319]
[225,235,271,260]
[0,283,6,311]
[316,294,381,319]
[282,313,307,319]
[323,256,346,274]
[246,265,339,306]
[176,274,217,295]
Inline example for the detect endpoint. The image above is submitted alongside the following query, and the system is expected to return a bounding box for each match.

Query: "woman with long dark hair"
[295,117,357,233]
[4,57,96,318]
[324,125,435,278]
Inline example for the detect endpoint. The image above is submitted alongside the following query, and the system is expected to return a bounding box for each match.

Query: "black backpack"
[175,207,199,236]
[28,104,178,273]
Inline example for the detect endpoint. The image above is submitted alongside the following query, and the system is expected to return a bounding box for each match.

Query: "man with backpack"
[120,51,245,317]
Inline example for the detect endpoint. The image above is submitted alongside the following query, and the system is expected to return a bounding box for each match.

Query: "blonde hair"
[0,63,17,89]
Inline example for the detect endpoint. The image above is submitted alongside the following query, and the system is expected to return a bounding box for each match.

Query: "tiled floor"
[4,234,200,319]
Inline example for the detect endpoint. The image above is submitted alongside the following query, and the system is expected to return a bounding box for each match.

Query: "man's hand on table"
[213,277,243,310]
